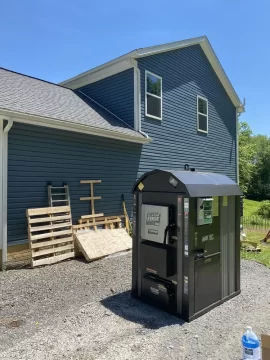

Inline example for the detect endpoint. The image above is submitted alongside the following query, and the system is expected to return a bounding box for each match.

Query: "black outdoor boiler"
[132,169,243,322]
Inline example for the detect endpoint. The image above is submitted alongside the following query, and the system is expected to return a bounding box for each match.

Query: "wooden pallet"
[27,206,74,268]
[73,217,122,233]
[78,215,124,229]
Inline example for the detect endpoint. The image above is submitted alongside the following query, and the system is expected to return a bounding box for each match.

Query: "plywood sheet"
[75,229,132,262]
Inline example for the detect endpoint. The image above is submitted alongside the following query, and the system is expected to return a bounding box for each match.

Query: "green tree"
[238,122,255,193]
[248,135,270,200]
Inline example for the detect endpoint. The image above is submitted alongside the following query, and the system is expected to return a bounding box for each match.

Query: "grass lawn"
[241,229,270,268]
[243,199,261,217]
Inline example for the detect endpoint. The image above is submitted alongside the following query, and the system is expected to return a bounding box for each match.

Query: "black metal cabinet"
[132,169,242,322]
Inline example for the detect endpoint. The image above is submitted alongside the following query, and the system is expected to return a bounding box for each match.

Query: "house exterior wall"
[77,69,134,128]
[137,45,237,181]
[7,45,237,244]
[8,122,142,244]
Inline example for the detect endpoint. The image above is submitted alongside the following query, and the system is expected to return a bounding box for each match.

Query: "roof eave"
[0,108,151,144]
[60,36,243,109]
[59,36,206,90]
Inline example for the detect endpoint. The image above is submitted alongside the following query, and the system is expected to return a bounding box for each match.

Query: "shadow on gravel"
[101,291,184,329]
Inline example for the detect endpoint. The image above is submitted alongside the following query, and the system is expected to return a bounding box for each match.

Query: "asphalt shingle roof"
[0,68,143,139]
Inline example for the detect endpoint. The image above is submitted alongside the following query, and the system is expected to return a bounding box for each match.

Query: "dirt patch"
[0,318,24,328]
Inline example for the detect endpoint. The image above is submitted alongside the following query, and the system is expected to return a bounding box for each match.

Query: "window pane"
[147,73,161,97]
[147,94,161,118]
[198,114,207,132]
[198,98,207,115]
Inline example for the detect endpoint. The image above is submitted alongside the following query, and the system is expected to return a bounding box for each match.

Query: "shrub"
[257,201,270,219]
[250,217,261,226]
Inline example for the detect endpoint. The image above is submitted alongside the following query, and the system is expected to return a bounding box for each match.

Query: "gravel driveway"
[0,253,269,360]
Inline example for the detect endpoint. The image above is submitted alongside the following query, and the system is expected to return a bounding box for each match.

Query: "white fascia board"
[60,59,133,89]
[134,36,206,57]
[59,36,244,111]
[59,37,205,89]
[0,109,151,144]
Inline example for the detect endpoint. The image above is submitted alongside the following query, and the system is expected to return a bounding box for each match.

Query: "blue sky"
[0,0,269,135]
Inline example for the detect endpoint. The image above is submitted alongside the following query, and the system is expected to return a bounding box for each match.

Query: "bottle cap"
[246,326,252,331]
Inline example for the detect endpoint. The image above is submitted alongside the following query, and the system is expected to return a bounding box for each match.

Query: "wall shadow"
[100,290,184,329]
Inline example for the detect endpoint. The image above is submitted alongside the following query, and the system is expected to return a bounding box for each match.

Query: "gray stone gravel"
[0,253,269,360]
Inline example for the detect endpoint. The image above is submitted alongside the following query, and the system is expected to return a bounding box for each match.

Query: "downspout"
[1,119,13,271]
[133,60,149,138]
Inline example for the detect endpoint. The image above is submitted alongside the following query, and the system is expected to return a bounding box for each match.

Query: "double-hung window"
[197,96,208,133]
[145,71,162,120]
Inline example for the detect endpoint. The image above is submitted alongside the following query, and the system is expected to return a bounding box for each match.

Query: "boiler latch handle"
[195,249,207,260]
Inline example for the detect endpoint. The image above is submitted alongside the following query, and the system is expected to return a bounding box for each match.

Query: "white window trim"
[145,70,162,120]
[197,95,208,133]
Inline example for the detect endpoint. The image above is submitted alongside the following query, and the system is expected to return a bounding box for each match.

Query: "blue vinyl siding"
[7,45,238,244]
[138,45,237,181]
[8,123,141,244]
[77,69,134,128]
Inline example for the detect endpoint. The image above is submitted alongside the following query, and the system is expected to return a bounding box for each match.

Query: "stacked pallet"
[27,206,74,268]
[73,214,125,233]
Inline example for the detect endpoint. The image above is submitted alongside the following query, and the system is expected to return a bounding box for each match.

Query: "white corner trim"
[0,109,151,145]
[1,118,13,270]
[133,60,140,131]
[145,70,163,121]
[236,109,239,184]
[133,66,139,131]
[197,95,208,133]
[0,120,3,255]
[133,61,148,137]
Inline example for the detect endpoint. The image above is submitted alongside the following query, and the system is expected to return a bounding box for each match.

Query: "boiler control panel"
[197,198,213,226]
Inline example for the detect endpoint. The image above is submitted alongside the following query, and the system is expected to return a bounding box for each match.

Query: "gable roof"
[0,68,148,143]
[60,36,244,112]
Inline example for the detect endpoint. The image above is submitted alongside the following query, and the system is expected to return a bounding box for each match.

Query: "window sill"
[197,129,208,134]
[145,113,162,121]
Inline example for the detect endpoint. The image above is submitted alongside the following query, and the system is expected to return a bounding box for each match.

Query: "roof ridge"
[0,66,68,89]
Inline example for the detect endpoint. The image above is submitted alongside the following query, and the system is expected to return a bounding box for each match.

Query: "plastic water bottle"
[242,326,261,360]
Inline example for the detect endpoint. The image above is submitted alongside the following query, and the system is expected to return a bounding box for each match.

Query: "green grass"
[243,199,261,216]
[241,200,270,267]
[241,229,270,268]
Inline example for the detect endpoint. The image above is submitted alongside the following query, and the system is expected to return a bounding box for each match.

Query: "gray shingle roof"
[0,68,143,139]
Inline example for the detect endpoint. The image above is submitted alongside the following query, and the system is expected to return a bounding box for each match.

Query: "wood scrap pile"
[73,214,125,232]
[74,179,130,233]
[27,206,74,268]
[73,179,132,262]
[25,179,132,268]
